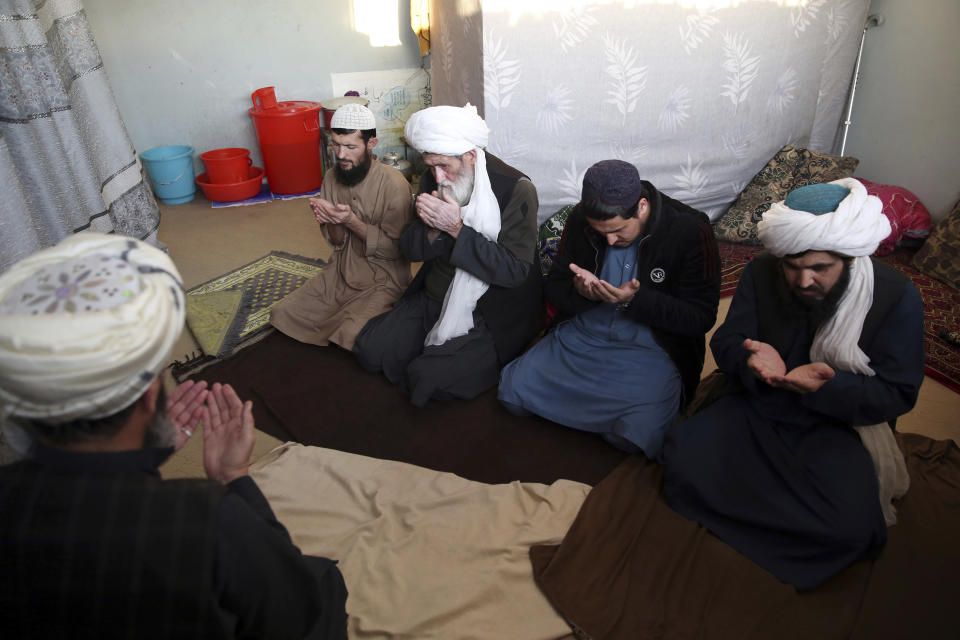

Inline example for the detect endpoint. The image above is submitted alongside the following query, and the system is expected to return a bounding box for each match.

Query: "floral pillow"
[713,145,860,245]
[912,197,960,291]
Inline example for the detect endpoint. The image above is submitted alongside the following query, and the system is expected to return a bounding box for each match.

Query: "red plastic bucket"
[200,148,252,184]
[248,87,322,195]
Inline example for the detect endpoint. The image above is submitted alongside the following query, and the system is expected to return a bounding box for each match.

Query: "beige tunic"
[271,161,413,350]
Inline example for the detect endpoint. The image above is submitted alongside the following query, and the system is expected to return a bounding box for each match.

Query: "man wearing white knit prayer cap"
[354,104,542,406]
[271,103,414,351]
[0,233,347,638]
[662,179,925,591]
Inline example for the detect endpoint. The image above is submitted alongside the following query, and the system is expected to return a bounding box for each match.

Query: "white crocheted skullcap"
[331,103,376,130]
[0,233,185,423]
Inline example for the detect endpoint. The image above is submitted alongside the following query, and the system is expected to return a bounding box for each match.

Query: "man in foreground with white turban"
[354,104,542,406]
[271,103,414,351]
[0,234,348,638]
[661,179,925,591]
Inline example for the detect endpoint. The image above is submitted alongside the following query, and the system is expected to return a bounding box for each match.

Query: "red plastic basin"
[196,166,264,202]
[200,147,252,184]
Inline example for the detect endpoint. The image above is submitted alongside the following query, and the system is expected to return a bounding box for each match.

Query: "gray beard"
[440,169,475,206]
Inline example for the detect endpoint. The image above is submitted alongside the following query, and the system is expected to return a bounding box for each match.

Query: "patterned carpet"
[718,241,759,297]
[172,252,324,375]
[718,241,960,394]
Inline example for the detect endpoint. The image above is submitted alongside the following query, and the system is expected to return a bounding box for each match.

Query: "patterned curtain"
[430,0,871,223]
[0,0,160,273]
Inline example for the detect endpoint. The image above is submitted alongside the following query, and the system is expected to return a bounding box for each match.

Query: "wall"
[844,0,960,222]
[83,0,424,171]
[434,1,872,223]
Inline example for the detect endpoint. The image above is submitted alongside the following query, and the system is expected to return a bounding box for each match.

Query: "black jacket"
[0,445,346,639]
[544,181,721,404]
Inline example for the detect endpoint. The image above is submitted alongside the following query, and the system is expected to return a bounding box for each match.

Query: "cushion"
[858,177,934,256]
[713,145,859,245]
[537,204,575,276]
[912,197,960,290]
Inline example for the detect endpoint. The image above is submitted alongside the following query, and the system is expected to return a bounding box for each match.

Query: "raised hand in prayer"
[744,339,835,393]
[202,383,255,485]
[595,278,640,305]
[569,263,639,305]
[308,197,328,224]
[569,263,605,300]
[166,380,208,450]
[309,197,352,225]
[415,190,464,238]
[773,362,836,394]
[743,338,787,385]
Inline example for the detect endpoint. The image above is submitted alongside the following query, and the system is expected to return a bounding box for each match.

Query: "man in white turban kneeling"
[0,234,347,638]
[354,104,542,406]
[661,179,925,591]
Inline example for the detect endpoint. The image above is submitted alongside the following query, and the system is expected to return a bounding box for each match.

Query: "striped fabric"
[0,460,227,639]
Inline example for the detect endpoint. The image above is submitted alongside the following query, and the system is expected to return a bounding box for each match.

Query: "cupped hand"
[773,362,835,394]
[569,263,604,300]
[166,380,208,451]
[744,338,787,385]
[595,278,640,305]
[309,197,329,224]
[325,203,353,225]
[202,383,255,485]
[310,198,351,225]
[416,191,463,236]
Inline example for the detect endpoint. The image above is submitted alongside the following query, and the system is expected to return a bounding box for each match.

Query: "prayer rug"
[175,252,324,369]
[717,242,960,395]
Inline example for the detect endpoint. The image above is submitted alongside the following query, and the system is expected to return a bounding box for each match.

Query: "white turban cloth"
[759,178,907,525]
[405,104,501,346]
[0,233,185,424]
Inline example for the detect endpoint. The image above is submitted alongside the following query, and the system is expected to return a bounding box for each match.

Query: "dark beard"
[334,152,372,187]
[774,261,851,332]
[143,385,176,449]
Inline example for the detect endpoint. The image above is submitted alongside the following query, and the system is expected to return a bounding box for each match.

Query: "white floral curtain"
[0,0,160,273]
[430,0,870,223]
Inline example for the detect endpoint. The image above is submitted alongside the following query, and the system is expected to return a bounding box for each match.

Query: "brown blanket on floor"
[530,433,960,640]
[183,331,627,486]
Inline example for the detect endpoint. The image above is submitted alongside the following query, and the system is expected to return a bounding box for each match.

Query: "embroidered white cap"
[0,233,185,423]
[330,103,376,131]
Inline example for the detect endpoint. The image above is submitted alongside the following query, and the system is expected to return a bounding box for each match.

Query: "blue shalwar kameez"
[498,242,681,457]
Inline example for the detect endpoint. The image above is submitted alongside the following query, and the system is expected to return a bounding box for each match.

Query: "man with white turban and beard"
[0,234,348,638]
[354,104,542,406]
[661,179,925,591]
